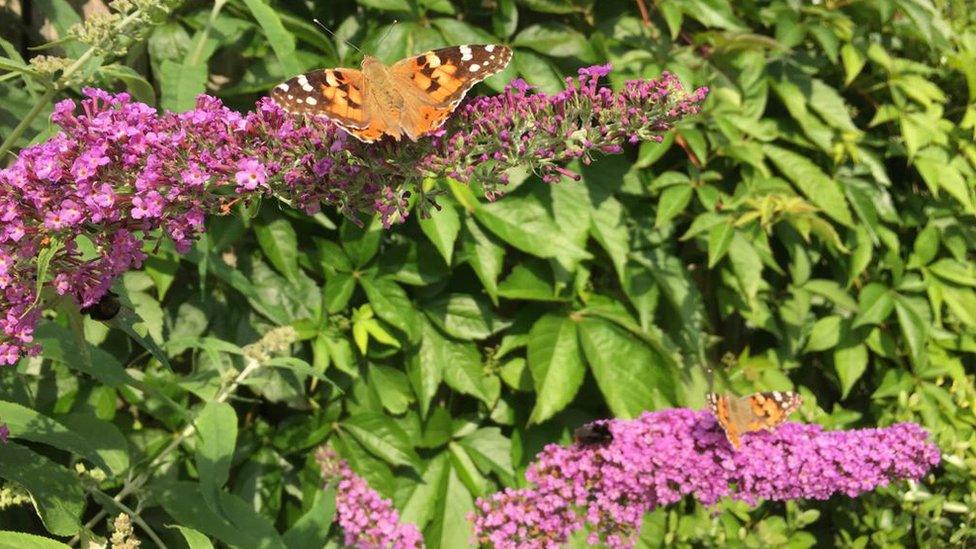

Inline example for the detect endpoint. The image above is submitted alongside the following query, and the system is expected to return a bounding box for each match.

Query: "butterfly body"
[271,45,512,143]
[707,391,802,449]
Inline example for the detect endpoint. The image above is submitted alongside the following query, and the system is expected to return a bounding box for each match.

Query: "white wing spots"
[276,83,289,91]
[468,63,481,72]
[771,391,785,402]
[305,97,317,105]
[297,74,314,92]
[460,45,473,61]
[485,44,495,52]
[287,94,294,100]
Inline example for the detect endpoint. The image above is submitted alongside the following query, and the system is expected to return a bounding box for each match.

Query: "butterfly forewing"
[270,68,369,128]
[391,44,513,107]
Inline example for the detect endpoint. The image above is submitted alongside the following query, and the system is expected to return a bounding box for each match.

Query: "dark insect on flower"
[574,422,613,447]
[80,290,121,321]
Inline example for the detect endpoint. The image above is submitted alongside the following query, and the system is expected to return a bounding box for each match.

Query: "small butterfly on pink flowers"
[270,44,512,143]
[707,391,802,449]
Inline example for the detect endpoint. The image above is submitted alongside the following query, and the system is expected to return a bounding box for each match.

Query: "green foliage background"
[1,0,974,546]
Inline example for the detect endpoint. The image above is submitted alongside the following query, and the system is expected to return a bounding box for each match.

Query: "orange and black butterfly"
[707,391,802,449]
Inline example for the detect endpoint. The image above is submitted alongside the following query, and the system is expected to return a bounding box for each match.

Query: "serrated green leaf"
[342,412,422,472]
[419,202,461,264]
[526,314,585,424]
[578,317,675,417]
[196,402,238,515]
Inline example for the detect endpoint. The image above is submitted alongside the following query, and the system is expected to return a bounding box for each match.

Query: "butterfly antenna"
[377,19,398,48]
[312,18,364,56]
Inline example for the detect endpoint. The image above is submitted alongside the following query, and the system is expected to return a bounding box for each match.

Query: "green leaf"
[242,0,301,76]
[419,202,461,264]
[0,401,117,474]
[928,258,976,287]
[254,215,301,283]
[196,402,238,515]
[370,364,414,415]
[497,261,563,302]
[765,145,854,227]
[512,50,564,94]
[655,184,693,227]
[834,342,868,399]
[156,482,284,548]
[728,232,763,302]
[424,293,508,340]
[804,315,844,353]
[589,194,630,282]
[578,317,676,417]
[340,217,382,267]
[459,217,505,302]
[427,459,475,549]
[513,23,596,61]
[324,272,356,313]
[458,427,514,479]
[853,283,895,327]
[159,60,207,112]
[0,443,85,536]
[0,532,72,549]
[98,64,156,104]
[401,453,448,531]
[360,276,419,342]
[707,220,735,268]
[170,526,216,549]
[475,192,590,270]
[894,295,929,364]
[526,314,586,424]
[57,413,130,476]
[441,339,491,404]
[342,413,422,472]
[407,320,448,416]
[516,0,591,13]
[282,485,336,549]
[357,0,411,11]
[447,442,487,497]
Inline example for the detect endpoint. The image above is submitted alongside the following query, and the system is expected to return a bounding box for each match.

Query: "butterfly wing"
[389,44,513,138]
[742,391,802,432]
[271,68,389,142]
[707,393,741,449]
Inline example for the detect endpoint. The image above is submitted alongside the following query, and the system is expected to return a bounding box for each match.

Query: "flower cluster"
[471,409,941,548]
[110,513,141,549]
[316,446,423,549]
[0,423,7,444]
[0,67,705,365]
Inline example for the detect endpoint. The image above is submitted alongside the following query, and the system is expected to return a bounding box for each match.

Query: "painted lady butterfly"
[270,44,512,143]
[707,391,802,449]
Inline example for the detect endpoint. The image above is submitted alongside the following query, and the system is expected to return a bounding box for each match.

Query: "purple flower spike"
[0,69,706,365]
[0,423,8,443]
[317,447,423,549]
[471,409,941,549]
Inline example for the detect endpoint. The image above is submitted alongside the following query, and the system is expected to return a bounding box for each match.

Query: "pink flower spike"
[472,409,941,549]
